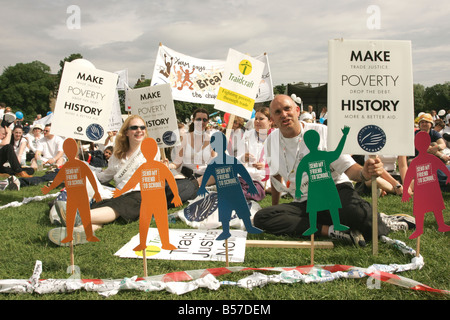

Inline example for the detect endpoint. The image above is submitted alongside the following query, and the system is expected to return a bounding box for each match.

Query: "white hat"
[32,123,44,130]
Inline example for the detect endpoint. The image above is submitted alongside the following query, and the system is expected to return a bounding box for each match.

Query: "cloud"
[0,0,449,88]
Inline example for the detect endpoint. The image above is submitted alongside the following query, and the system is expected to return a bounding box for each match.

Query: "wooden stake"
[225,114,235,141]
[143,247,148,278]
[245,240,333,249]
[70,241,75,275]
[370,155,378,255]
[224,114,234,268]
[310,234,315,266]
[416,236,421,257]
[225,239,229,267]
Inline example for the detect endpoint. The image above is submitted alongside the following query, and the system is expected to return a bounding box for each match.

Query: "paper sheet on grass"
[114,228,247,262]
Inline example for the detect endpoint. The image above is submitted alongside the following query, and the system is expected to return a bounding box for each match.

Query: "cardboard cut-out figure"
[42,138,101,243]
[402,131,450,239]
[295,126,350,236]
[198,131,263,240]
[113,138,182,251]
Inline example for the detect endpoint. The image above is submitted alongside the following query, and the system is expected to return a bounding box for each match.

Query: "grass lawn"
[0,171,449,303]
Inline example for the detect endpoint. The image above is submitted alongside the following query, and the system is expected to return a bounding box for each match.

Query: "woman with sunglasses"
[48,115,162,245]
[169,108,216,184]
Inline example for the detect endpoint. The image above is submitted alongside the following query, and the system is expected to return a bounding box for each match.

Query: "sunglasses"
[128,125,146,131]
[195,118,208,122]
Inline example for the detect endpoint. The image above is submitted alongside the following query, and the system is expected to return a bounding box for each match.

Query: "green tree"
[424,82,450,113]
[0,61,55,119]
[413,83,426,113]
[54,53,83,96]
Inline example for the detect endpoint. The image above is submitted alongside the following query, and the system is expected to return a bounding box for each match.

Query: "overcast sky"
[1,0,448,88]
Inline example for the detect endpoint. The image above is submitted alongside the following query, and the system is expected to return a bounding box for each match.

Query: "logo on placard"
[86,123,104,141]
[239,60,252,75]
[357,125,386,152]
[162,131,177,146]
[184,192,218,222]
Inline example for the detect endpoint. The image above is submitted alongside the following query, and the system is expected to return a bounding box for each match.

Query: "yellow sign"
[239,60,252,75]
[216,87,255,112]
[134,245,162,257]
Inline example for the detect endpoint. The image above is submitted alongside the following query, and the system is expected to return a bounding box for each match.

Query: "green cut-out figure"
[295,126,350,236]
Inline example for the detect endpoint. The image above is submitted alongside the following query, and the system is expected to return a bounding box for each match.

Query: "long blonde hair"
[114,115,148,159]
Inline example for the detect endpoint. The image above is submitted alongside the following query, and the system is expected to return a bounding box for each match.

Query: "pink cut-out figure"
[402,131,450,239]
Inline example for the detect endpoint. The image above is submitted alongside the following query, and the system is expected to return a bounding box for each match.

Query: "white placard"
[127,83,179,148]
[108,90,123,132]
[114,228,247,262]
[151,45,273,105]
[214,48,265,120]
[327,39,415,156]
[51,61,118,142]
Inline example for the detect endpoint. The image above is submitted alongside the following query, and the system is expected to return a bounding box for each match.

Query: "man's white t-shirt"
[36,135,65,161]
[264,122,355,202]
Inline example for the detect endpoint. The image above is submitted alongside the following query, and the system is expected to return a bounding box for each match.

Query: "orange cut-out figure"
[402,131,450,239]
[113,138,182,251]
[42,138,102,243]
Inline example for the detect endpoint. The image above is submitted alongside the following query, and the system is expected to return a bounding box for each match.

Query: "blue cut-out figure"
[198,131,263,240]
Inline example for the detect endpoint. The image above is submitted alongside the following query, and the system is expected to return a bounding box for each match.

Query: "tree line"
[0,53,448,123]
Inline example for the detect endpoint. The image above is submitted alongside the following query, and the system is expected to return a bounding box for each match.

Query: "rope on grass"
[0,193,60,211]
[0,236,448,296]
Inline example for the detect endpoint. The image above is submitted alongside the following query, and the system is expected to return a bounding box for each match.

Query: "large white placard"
[151,45,273,105]
[51,61,118,143]
[114,228,247,262]
[214,48,265,120]
[327,39,415,156]
[127,83,179,148]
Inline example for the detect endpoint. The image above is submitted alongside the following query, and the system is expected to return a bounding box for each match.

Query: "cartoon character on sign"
[197,132,263,240]
[295,126,350,236]
[113,138,182,251]
[402,131,450,239]
[178,66,195,90]
[42,138,102,243]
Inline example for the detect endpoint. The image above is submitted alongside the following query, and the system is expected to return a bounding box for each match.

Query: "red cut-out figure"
[42,138,102,243]
[402,131,450,239]
[113,138,182,251]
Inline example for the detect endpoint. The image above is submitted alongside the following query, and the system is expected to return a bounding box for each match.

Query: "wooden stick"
[370,155,378,255]
[245,240,334,249]
[225,114,235,141]
[70,241,75,275]
[225,239,229,267]
[416,236,421,257]
[160,148,166,161]
[310,234,315,265]
[143,247,148,278]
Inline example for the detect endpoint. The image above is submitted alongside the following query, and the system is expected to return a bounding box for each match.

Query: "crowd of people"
[4,96,450,248]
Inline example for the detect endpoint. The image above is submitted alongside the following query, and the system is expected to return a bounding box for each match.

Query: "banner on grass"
[127,83,179,148]
[327,39,415,156]
[214,48,265,120]
[150,45,273,105]
[114,228,247,262]
[51,60,118,143]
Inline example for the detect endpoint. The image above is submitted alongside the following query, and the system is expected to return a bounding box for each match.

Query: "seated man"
[253,95,413,246]
[31,123,66,169]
